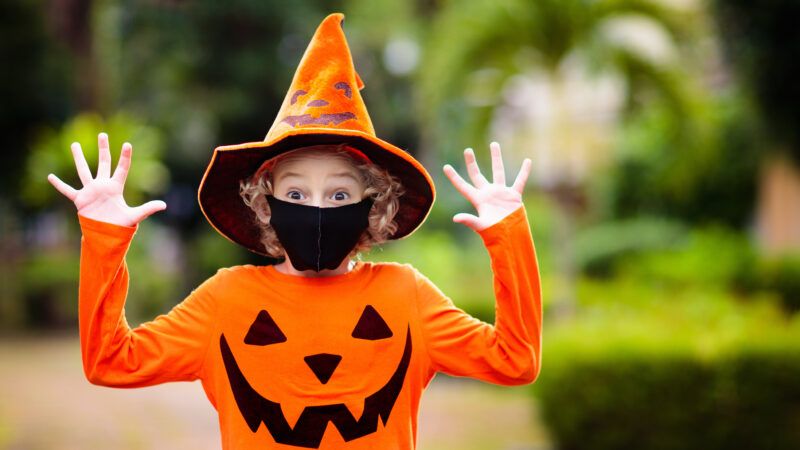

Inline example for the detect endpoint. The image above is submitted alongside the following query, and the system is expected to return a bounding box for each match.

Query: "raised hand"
[443,141,532,232]
[47,132,167,227]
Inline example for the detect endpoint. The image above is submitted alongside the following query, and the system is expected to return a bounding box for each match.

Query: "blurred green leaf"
[22,111,168,209]
[574,216,688,276]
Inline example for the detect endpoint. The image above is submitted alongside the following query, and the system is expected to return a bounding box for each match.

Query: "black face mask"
[265,194,375,272]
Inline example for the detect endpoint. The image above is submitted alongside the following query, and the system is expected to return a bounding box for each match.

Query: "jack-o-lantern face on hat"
[280,81,358,128]
[219,304,412,448]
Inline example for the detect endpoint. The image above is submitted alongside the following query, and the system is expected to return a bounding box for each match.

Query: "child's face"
[272,153,365,207]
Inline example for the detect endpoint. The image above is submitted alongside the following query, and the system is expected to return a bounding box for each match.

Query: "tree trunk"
[755,153,800,255]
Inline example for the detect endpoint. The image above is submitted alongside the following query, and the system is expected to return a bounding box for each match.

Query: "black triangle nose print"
[351,305,393,340]
[304,353,343,384]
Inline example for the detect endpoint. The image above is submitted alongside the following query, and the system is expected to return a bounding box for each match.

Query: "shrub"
[532,280,800,450]
[738,255,800,313]
[617,226,757,287]
[535,345,800,450]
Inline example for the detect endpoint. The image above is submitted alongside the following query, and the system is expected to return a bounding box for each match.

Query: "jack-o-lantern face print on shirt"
[280,81,358,128]
[219,304,412,448]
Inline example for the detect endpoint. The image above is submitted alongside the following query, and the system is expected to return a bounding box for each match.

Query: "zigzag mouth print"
[220,325,412,448]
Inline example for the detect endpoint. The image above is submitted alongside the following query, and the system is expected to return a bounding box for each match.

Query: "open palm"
[47,132,166,227]
[443,141,531,232]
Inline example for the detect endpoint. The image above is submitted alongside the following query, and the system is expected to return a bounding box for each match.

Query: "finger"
[97,132,111,179]
[490,141,506,185]
[453,212,481,231]
[464,148,490,188]
[112,142,132,185]
[443,164,479,203]
[47,173,78,201]
[511,158,533,194]
[71,142,94,186]
[131,200,167,223]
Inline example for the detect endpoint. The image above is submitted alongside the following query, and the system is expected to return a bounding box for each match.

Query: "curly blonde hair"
[238,144,406,260]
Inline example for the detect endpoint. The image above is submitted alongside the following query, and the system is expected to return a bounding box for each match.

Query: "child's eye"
[286,190,304,200]
[332,191,349,201]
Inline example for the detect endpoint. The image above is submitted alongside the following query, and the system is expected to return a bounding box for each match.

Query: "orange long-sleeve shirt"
[77,204,542,449]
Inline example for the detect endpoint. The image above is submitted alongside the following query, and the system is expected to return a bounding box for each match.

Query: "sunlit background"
[2,0,800,449]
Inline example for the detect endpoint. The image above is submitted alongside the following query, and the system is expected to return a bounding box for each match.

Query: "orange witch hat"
[197,12,435,256]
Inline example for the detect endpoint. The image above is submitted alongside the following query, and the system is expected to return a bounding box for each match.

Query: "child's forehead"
[254,145,370,182]
[275,152,356,170]
[272,152,362,183]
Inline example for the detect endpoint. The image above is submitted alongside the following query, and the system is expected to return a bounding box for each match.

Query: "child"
[46,12,541,450]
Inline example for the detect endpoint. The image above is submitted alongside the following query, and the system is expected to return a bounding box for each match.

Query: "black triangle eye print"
[351,305,393,340]
[244,310,288,346]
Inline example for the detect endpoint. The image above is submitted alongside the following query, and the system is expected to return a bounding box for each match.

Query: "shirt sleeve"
[414,204,542,386]
[77,213,218,388]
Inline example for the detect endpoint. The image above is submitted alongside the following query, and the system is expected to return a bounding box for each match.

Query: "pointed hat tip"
[316,12,363,90]
[322,12,345,27]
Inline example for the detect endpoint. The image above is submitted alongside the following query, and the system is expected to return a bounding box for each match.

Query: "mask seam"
[316,206,322,271]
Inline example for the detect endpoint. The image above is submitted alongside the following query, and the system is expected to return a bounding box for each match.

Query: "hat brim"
[197,127,436,256]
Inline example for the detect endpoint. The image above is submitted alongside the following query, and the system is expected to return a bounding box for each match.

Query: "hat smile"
[282,112,357,127]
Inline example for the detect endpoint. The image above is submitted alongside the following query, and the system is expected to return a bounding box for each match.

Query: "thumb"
[453,213,481,231]
[131,200,167,223]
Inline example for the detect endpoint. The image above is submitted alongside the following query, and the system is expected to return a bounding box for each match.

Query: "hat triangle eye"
[244,310,288,346]
[334,81,353,99]
[351,305,393,340]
